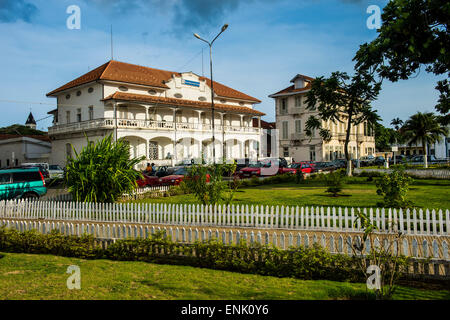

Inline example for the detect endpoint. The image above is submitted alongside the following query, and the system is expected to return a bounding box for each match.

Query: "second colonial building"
[269,74,376,162]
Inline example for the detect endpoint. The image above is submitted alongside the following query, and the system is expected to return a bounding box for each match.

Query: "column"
[220,112,225,160]
[113,102,118,142]
[172,108,177,163]
[196,110,203,130]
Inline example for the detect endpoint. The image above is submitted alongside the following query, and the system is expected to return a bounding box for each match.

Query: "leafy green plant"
[376,167,414,208]
[0,226,101,259]
[352,209,410,300]
[65,134,144,203]
[180,164,237,205]
[324,171,346,197]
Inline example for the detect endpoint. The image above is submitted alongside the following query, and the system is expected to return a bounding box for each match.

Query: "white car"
[48,165,65,180]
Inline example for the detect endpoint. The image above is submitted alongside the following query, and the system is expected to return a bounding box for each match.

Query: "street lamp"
[194,24,228,164]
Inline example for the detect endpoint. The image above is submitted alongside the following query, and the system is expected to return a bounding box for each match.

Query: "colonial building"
[269,74,376,162]
[46,60,264,167]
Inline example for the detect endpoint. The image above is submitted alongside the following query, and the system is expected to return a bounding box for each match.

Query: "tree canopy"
[401,112,448,167]
[353,0,449,124]
[0,124,46,136]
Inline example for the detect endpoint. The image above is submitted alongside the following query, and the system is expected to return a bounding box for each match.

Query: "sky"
[0,0,445,131]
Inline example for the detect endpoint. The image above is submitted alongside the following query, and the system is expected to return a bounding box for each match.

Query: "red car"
[277,162,315,174]
[290,162,315,173]
[238,161,279,178]
[136,173,162,187]
[160,167,210,186]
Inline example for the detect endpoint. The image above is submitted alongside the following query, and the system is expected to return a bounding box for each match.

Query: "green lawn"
[134,178,450,210]
[0,252,448,300]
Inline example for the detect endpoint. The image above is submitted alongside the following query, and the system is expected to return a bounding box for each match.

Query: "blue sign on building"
[182,79,200,87]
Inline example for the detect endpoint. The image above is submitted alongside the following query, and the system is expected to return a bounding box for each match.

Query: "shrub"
[0,226,102,259]
[353,209,411,299]
[356,171,384,178]
[65,134,144,203]
[0,226,364,283]
[180,163,237,205]
[324,171,346,197]
[376,167,414,208]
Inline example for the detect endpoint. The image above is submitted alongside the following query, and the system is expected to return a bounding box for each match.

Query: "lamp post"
[194,24,228,164]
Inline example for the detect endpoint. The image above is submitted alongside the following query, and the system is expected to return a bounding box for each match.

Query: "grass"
[133,178,450,210]
[0,252,449,300]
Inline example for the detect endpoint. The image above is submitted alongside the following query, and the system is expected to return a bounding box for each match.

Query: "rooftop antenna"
[110,24,114,60]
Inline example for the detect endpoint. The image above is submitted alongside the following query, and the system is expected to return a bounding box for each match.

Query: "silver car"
[48,165,65,180]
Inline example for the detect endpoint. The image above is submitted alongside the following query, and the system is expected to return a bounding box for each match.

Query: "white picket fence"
[0,200,449,236]
[355,168,450,179]
[46,186,170,201]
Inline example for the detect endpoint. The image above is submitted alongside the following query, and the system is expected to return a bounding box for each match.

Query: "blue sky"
[0,0,444,131]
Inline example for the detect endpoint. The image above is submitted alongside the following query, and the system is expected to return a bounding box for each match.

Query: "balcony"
[331,133,374,142]
[48,118,261,135]
[289,107,304,116]
[291,132,307,140]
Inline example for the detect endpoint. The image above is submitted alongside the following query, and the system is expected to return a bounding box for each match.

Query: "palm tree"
[390,118,403,131]
[402,112,448,168]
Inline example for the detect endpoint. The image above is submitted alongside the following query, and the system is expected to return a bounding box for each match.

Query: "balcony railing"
[332,133,374,142]
[48,118,261,135]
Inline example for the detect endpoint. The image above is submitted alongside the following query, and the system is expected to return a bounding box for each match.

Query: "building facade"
[0,134,51,168]
[269,74,376,162]
[46,60,264,168]
[397,126,450,158]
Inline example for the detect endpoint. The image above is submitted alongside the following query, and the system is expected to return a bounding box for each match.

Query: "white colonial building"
[46,60,264,168]
[269,74,376,162]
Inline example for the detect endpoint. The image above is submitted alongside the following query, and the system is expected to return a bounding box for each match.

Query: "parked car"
[160,167,211,186]
[410,155,438,164]
[312,162,335,172]
[286,162,315,174]
[373,156,385,166]
[355,155,375,167]
[0,167,47,200]
[48,164,65,180]
[237,161,275,178]
[330,159,347,169]
[389,155,407,165]
[18,164,50,182]
[136,172,162,187]
[152,166,173,178]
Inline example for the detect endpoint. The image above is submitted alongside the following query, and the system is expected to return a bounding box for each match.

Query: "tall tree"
[305,71,381,176]
[375,122,397,152]
[401,112,448,168]
[353,0,449,125]
[390,118,404,131]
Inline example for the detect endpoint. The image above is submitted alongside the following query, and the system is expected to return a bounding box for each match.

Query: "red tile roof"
[269,73,315,97]
[252,118,275,129]
[47,60,261,103]
[102,92,265,116]
[270,83,312,96]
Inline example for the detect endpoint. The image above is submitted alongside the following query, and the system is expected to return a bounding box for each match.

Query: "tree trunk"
[344,104,354,177]
[423,139,428,169]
